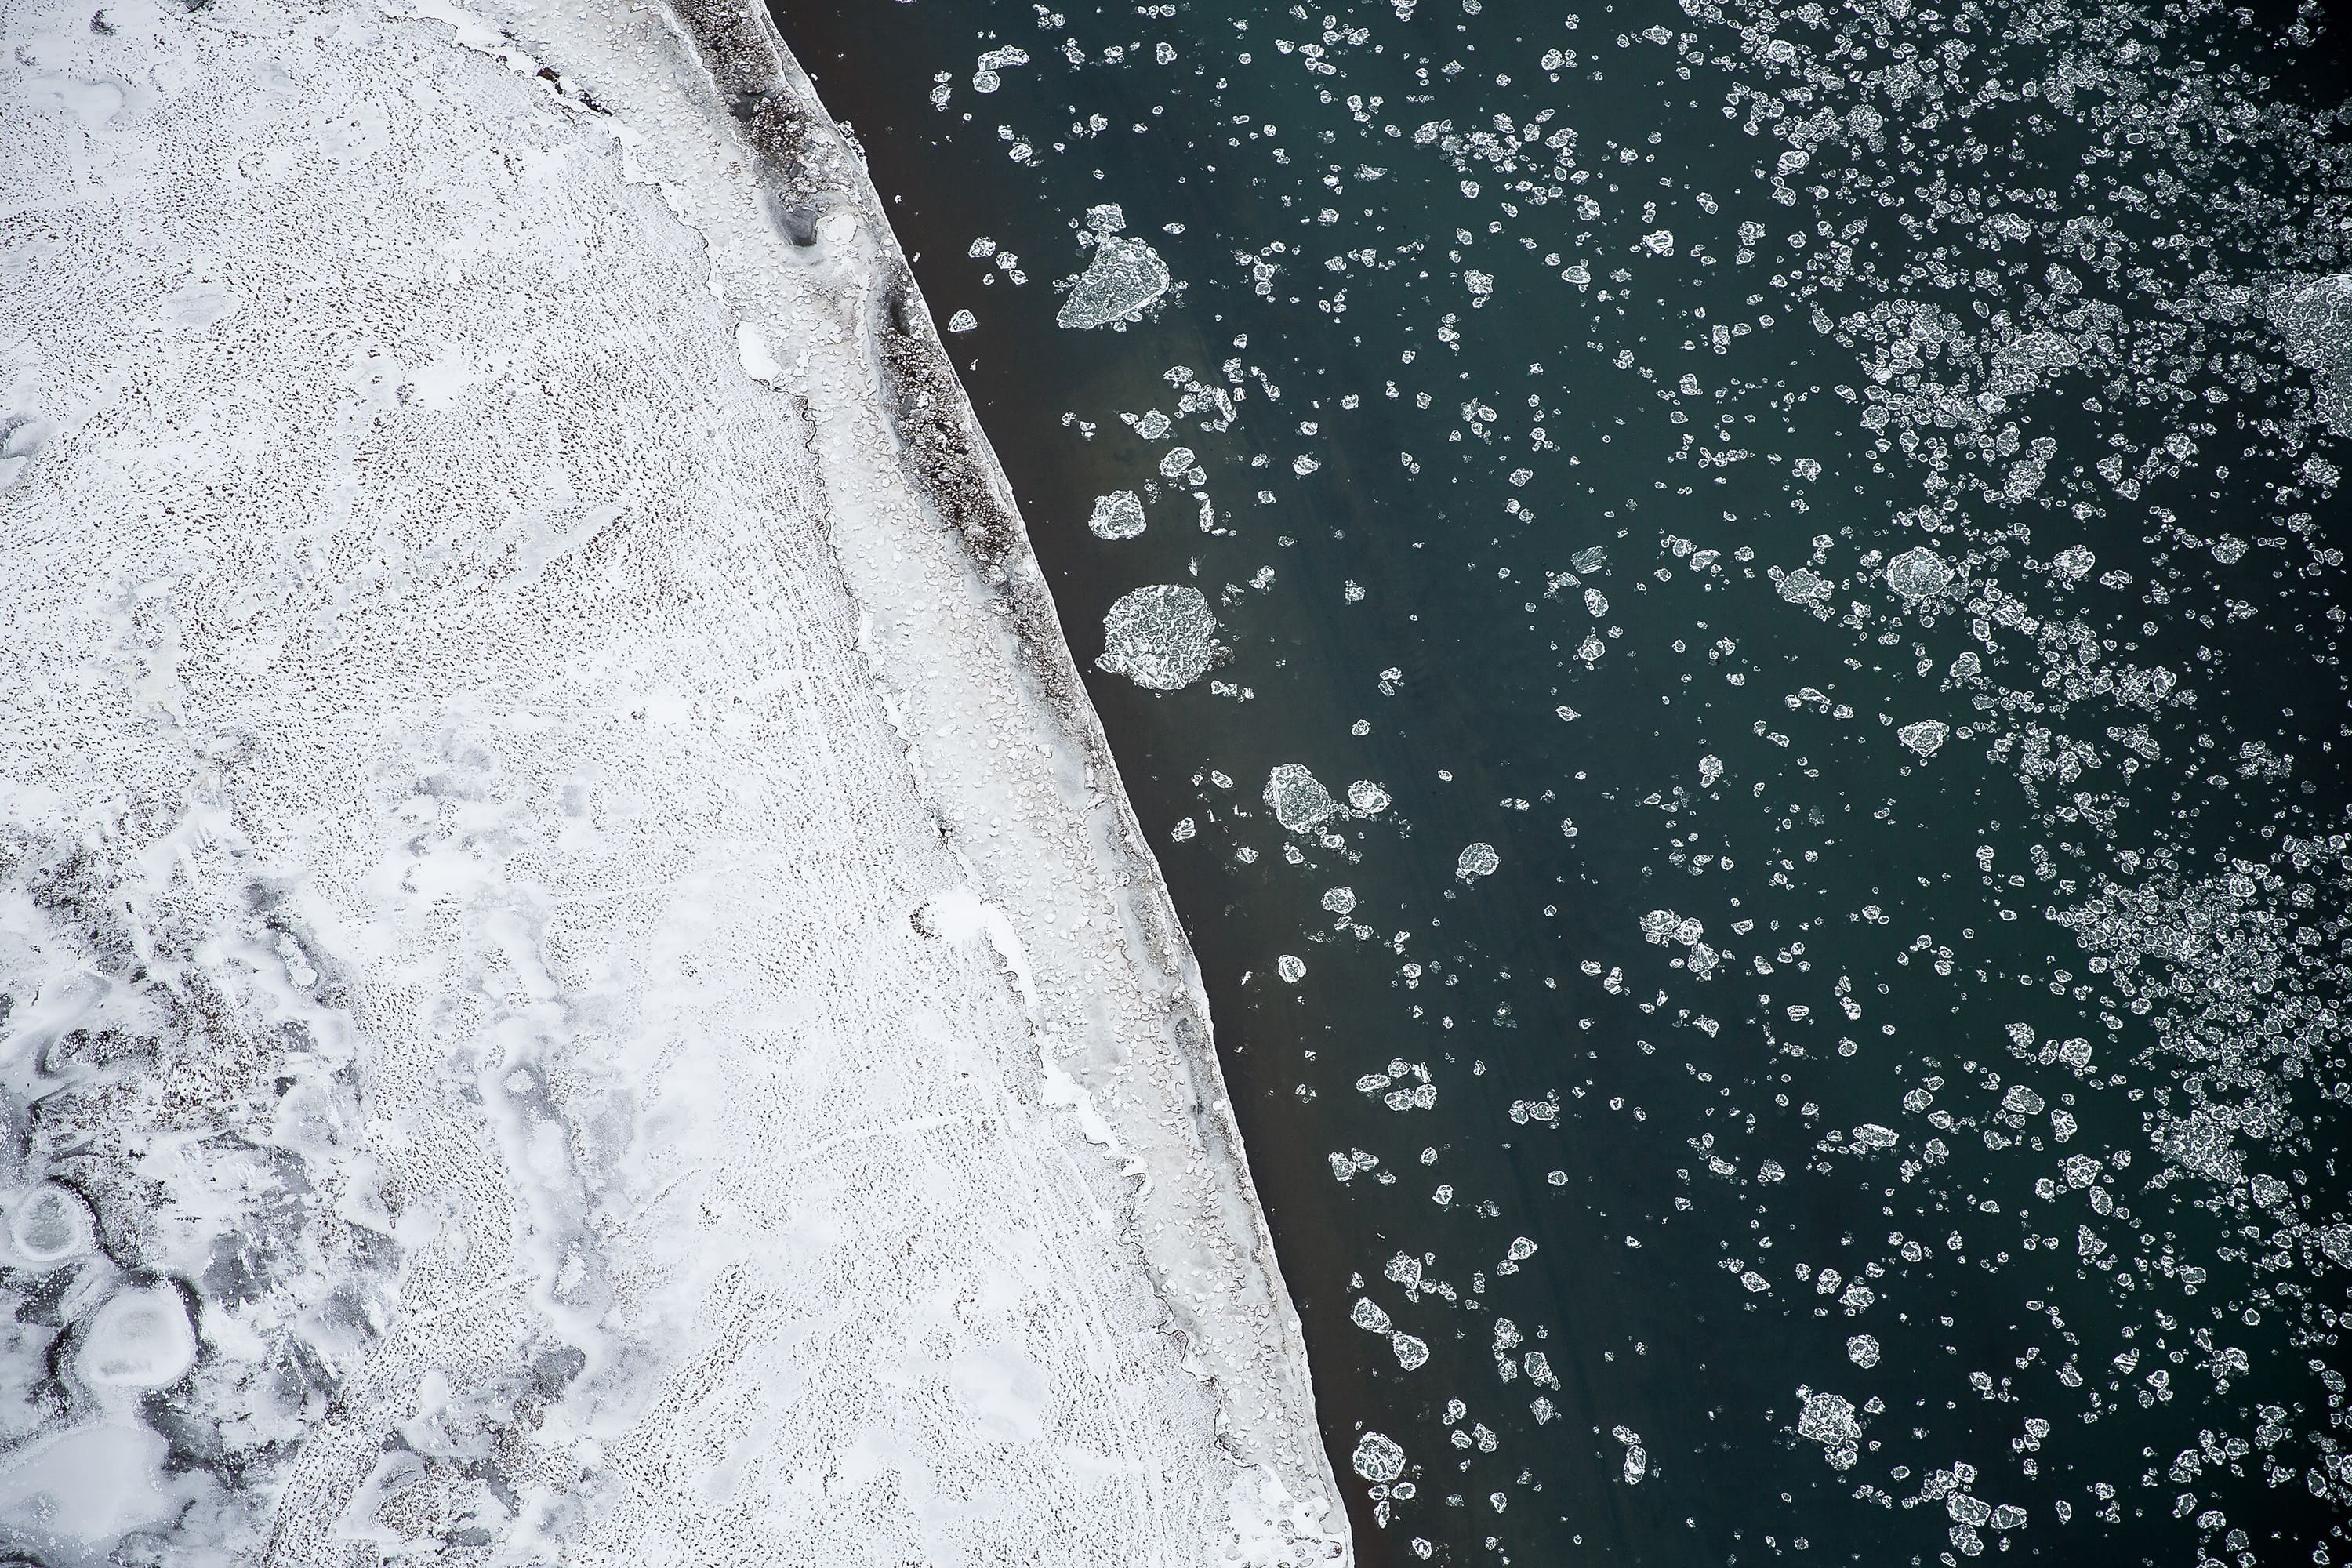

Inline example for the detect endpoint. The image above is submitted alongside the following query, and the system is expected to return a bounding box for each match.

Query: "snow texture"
[0,0,1345,1562]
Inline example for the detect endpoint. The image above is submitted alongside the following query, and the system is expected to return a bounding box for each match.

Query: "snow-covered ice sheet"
[0,0,1345,1560]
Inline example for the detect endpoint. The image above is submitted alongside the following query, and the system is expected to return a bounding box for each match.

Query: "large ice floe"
[0,0,1345,1561]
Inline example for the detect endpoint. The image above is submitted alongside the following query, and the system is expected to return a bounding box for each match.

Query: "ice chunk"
[1456,842,1499,882]
[1352,1431,1406,1483]
[1347,780,1391,815]
[1322,887,1356,915]
[1390,1332,1430,1370]
[1276,955,1306,983]
[1265,764,1338,832]
[1886,546,1952,602]
[1088,488,1146,539]
[76,1284,198,1390]
[1897,720,1951,757]
[1097,584,1217,689]
[1057,237,1172,329]
[1846,1334,1881,1368]
[2052,544,2096,582]
[9,1184,93,1265]
[947,309,978,333]
[1350,1298,1392,1332]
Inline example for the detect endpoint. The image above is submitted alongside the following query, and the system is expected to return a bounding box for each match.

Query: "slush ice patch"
[1097,584,1218,689]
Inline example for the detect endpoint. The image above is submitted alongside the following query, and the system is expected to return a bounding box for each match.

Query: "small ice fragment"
[1846,1334,1881,1368]
[1350,1298,1392,1332]
[1886,546,1952,601]
[2053,544,2096,581]
[1570,546,1606,573]
[1156,445,1196,478]
[1352,1431,1406,1483]
[1265,764,1338,832]
[1456,842,1499,882]
[1097,584,1218,690]
[1698,754,1724,787]
[1323,887,1357,915]
[1277,955,1306,983]
[9,1185,93,1265]
[1348,781,1391,815]
[1057,236,1172,328]
[1170,817,1196,841]
[1897,720,1951,758]
[1085,202,1127,234]
[1390,1332,1430,1370]
[947,309,978,333]
[1088,489,1146,539]
[76,1285,197,1391]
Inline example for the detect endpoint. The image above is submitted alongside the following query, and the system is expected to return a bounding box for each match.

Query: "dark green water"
[772,1,2352,1562]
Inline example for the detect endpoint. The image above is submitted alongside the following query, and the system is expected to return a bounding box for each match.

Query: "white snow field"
[0,0,1347,1562]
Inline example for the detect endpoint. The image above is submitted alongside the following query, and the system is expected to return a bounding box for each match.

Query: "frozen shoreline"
[0,0,1345,1559]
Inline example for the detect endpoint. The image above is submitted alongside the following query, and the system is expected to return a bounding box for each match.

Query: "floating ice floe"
[1265,764,1338,832]
[1097,584,1218,689]
[1276,955,1306,983]
[2052,544,2096,582]
[1348,780,1391,815]
[1058,236,1173,328]
[1456,842,1499,882]
[1897,720,1951,758]
[1352,1431,1406,1483]
[1088,488,1146,539]
[1795,1390,1864,1469]
[946,308,977,333]
[1886,546,1952,602]
[1846,1334,1882,1368]
[1613,1425,1648,1484]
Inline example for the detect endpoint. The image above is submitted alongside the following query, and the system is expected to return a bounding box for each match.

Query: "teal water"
[774,2,2352,1563]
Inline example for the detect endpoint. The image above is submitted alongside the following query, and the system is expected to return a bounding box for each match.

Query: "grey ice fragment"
[1778,567,1833,604]
[1846,1334,1881,1368]
[1456,843,1499,882]
[1088,488,1146,539]
[1097,584,1218,690]
[1347,780,1391,815]
[1057,236,1172,329]
[1265,764,1338,833]
[2052,544,2096,581]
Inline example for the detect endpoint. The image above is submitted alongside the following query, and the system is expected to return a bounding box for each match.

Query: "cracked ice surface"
[0,0,1344,1562]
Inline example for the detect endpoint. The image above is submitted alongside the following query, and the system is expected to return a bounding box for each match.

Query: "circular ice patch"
[1846,1334,1881,1368]
[1352,1430,1406,1483]
[1886,546,1952,602]
[9,1185,93,1266]
[1347,780,1391,815]
[1097,584,1217,690]
[76,1284,196,1391]
[1456,842,1500,882]
[1277,955,1306,983]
